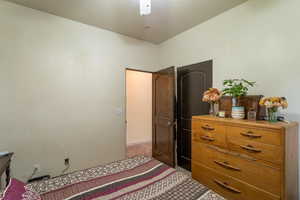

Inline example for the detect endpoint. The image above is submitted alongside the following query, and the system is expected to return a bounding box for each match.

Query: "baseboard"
[127,140,152,146]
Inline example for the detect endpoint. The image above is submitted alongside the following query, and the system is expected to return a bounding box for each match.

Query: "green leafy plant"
[222,79,256,98]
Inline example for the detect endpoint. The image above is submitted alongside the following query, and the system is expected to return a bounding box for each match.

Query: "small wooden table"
[0,153,13,187]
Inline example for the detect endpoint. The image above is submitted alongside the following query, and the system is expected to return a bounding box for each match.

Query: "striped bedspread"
[26,156,221,200]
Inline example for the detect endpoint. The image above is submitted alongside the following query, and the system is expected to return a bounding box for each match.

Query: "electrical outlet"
[64,158,70,166]
[33,164,41,172]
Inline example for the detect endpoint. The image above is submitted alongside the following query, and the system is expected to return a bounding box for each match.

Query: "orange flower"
[202,88,222,103]
[259,97,288,109]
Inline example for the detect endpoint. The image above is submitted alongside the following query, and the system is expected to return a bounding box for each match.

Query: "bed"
[1,156,225,200]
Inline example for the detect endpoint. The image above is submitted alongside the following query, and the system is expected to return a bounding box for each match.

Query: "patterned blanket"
[26,156,224,200]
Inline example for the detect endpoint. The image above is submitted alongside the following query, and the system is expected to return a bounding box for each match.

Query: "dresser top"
[192,115,298,130]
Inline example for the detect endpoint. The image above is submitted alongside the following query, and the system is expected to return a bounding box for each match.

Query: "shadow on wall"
[245,0,282,12]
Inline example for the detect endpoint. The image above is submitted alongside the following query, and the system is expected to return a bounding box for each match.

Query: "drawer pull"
[201,125,215,131]
[240,144,262,153]
[214,179,241,194]
[214,160,241,171]
[200,135,215,142]
[240,131,262,138]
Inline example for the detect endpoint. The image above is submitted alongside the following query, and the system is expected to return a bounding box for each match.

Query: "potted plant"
[202,88,222,116]
[222,79,256,119]
[259,97,288,122]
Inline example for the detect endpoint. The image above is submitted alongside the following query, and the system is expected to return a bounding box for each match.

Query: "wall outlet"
[33,164,41,172]
[64,158,70,166]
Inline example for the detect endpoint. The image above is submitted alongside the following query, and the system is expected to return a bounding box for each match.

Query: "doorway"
[125,61,212,170]
[125,69,153,158]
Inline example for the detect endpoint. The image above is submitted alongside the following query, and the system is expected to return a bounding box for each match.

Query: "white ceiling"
[5,0,247,44]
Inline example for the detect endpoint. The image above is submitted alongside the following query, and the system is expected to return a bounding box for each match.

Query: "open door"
[152,67,175,167]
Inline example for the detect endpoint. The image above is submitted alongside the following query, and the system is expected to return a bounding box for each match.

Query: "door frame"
[124,66,176,167]
[126,68,153,74]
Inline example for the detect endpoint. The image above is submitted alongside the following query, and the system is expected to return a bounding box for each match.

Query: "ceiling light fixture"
[140,0,151,16]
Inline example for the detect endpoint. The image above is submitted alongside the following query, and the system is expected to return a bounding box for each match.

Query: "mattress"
[25,156,224,200]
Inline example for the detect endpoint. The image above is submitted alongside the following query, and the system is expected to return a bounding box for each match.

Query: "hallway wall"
[126,70,152,145]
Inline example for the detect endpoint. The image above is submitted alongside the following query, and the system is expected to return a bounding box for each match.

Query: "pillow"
[2,179,41,200]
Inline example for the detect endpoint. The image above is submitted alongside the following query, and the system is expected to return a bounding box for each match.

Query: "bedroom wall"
[126,70,152,145]
[159,0,300,189]
[0,1,159,181]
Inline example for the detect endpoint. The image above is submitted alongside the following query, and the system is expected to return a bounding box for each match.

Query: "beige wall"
[0,1,159,181]
[126,70,152,145]
[2,0,300,188]
[159,0,300,190]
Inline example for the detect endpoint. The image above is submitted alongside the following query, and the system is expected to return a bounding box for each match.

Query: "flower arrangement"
[259,97,288,109]
[259,97,288,122]
[202,88,222,116]
[202,88,222,103]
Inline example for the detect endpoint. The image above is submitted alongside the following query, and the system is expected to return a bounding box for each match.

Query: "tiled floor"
[126,142,152,158]
[176,166,192,176]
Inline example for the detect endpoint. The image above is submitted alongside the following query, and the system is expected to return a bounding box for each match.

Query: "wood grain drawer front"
[227,127,282,146]
[193,121,224,134]
[192,143,281,195]
[192,131,227,148]
[192,163,280,200]
[192,121,226,148]
[228,139,282,164]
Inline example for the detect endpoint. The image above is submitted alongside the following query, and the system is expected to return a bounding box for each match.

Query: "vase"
[209,102,216,116]
[267,108,278,122]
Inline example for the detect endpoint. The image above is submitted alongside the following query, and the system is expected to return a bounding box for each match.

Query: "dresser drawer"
[227,126,282,146]
[192,121,227,148]
[193,121,225,134]
[192,163,280,200]
[228,138,283,164]
[192,142,281,195]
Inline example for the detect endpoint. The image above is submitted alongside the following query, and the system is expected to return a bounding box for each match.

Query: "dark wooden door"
[177,60,212,170]
[152,67,175,167]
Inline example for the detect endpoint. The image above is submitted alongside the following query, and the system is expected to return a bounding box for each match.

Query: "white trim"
[127,140,152,146]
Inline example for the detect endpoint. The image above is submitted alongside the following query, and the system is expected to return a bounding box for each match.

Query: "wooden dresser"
[192,116,298,200]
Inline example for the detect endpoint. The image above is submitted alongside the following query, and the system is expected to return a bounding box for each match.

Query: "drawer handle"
[214,179,241,194]
[200,135,215,142]
[214,160,241,171]
[240,144,262,153]
[201,125,215,131]
[240,131,262,138]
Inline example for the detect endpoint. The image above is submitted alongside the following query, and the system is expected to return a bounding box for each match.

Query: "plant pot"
[231,106,245,119]
[232,97,238,107]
